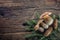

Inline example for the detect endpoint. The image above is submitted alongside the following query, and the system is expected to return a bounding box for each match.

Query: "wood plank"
[0,0,60,40]
[0,32,31,40]
[0,32,31,35]
[0,27,25,33]
[0,0,57,8]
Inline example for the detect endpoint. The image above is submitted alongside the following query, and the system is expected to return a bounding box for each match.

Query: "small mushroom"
[38,27,44,32]
[53,19,58,29]
[43,15,53,25]
[34,19,43,30]
[40,22,49,29]
[44,27,53,37]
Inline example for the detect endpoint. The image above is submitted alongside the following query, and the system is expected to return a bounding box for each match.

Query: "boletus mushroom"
[44,27,53,37]
[53,19,58,29]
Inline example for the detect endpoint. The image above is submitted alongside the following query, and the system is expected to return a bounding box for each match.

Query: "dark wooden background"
[0,0,60,40]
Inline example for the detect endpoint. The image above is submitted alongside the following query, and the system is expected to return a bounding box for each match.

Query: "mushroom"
[44,27,53,37]
[53,19,58,29]
[43,15,53,25]
[40,22,49,29]
[34,19,43,30]
[40,12,53,25]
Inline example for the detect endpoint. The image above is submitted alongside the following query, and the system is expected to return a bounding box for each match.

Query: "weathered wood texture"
[0,0,60,40]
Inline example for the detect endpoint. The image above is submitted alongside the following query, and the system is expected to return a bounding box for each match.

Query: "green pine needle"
[39,36,45,40]
[26,21,32,26]
[25,27,34,31]
[30,20,37,25]
[36,13,40,19]
[51,14,56,20]
[25,33,41,38]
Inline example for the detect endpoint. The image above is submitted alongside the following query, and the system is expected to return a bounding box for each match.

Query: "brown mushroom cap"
[40,12,52,19]
[44,27,53,37]
[44,15,53,25]
[53,19,58,30]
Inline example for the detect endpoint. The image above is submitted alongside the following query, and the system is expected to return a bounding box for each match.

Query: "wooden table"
[0,0,60,40]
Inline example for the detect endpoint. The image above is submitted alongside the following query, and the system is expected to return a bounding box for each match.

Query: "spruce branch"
[36,13,40,19]
[25,13,60,40]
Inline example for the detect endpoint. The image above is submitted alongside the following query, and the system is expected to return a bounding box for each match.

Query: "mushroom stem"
[34,25,39,30]
[41,22,49,29]
[34,19,43,30]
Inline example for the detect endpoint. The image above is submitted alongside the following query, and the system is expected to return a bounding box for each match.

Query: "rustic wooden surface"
[0,0,60,40]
